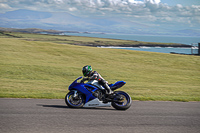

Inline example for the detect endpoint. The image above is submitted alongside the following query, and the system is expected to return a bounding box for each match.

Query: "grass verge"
[0,33,200,101]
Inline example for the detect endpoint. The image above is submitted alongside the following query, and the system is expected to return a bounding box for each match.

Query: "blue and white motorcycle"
[65,77,131,110]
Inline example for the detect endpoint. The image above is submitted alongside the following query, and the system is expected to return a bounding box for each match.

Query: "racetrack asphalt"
[0,98,200,133]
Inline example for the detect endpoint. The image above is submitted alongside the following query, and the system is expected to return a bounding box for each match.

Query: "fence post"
[198,43,200,55]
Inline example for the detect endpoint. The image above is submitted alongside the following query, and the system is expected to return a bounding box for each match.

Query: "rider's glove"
[80,77,89,83]
[80,80,84,83]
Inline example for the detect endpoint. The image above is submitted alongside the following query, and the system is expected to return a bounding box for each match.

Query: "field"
[0,32,200,101]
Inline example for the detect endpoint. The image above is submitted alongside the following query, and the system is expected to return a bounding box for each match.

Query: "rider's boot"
[103,84,114,100]
[103,83,112,94]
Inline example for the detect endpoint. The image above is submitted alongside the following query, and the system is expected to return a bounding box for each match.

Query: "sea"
[62,33,200,54]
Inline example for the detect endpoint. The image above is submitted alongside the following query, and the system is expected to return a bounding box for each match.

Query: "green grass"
[0,33,200,101]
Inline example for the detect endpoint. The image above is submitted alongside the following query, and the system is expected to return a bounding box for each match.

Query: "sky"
[0,0,200,35]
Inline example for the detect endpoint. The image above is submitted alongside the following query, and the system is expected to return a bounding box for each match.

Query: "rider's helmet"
[82,65,92,77]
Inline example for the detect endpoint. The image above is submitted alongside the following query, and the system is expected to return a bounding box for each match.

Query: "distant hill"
[0,9,199,36]
[0,27,64,34]
[0,9,52,19]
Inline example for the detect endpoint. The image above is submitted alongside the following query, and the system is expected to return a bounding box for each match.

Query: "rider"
[81,65,113,97]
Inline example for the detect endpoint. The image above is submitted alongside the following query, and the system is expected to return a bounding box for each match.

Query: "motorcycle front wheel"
[65,91,85,108]
[111,91,132,110]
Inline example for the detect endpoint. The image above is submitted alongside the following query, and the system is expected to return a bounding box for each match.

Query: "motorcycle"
[65,76,131,110]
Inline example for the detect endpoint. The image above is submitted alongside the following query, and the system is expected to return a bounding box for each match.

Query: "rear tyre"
[111,91,132,110]
[65,91,85,108]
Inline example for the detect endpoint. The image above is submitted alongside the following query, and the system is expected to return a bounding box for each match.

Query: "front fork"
[70,90,79,100]
[73,90,78,98]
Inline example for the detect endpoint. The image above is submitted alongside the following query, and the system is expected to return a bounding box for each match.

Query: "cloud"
[0,3,12,12]
[0,0,199,28]
[68,7,77,12]
[0,0,161,13]
[145,0,160,4]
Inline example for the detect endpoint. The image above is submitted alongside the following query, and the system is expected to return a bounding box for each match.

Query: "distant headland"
[0,27,192,48]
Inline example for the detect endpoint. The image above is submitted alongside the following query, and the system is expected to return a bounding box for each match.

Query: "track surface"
[0,98,200,133]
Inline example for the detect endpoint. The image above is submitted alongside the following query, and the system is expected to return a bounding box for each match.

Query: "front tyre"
[65,91,85,108]
[111,91,132,110]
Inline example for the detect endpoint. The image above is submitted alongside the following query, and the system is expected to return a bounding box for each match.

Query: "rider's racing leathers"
[81,71,112,94]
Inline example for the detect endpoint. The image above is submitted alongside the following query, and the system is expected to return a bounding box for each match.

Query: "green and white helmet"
[82,65,92,77]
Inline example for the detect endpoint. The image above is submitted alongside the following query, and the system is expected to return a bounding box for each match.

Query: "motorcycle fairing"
[109,81,126,91]
[83,98,111,108]
[69,77,100,103]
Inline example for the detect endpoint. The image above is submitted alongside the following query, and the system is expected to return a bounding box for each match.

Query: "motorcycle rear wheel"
[111,91,132,110]
[65,91,85,108]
